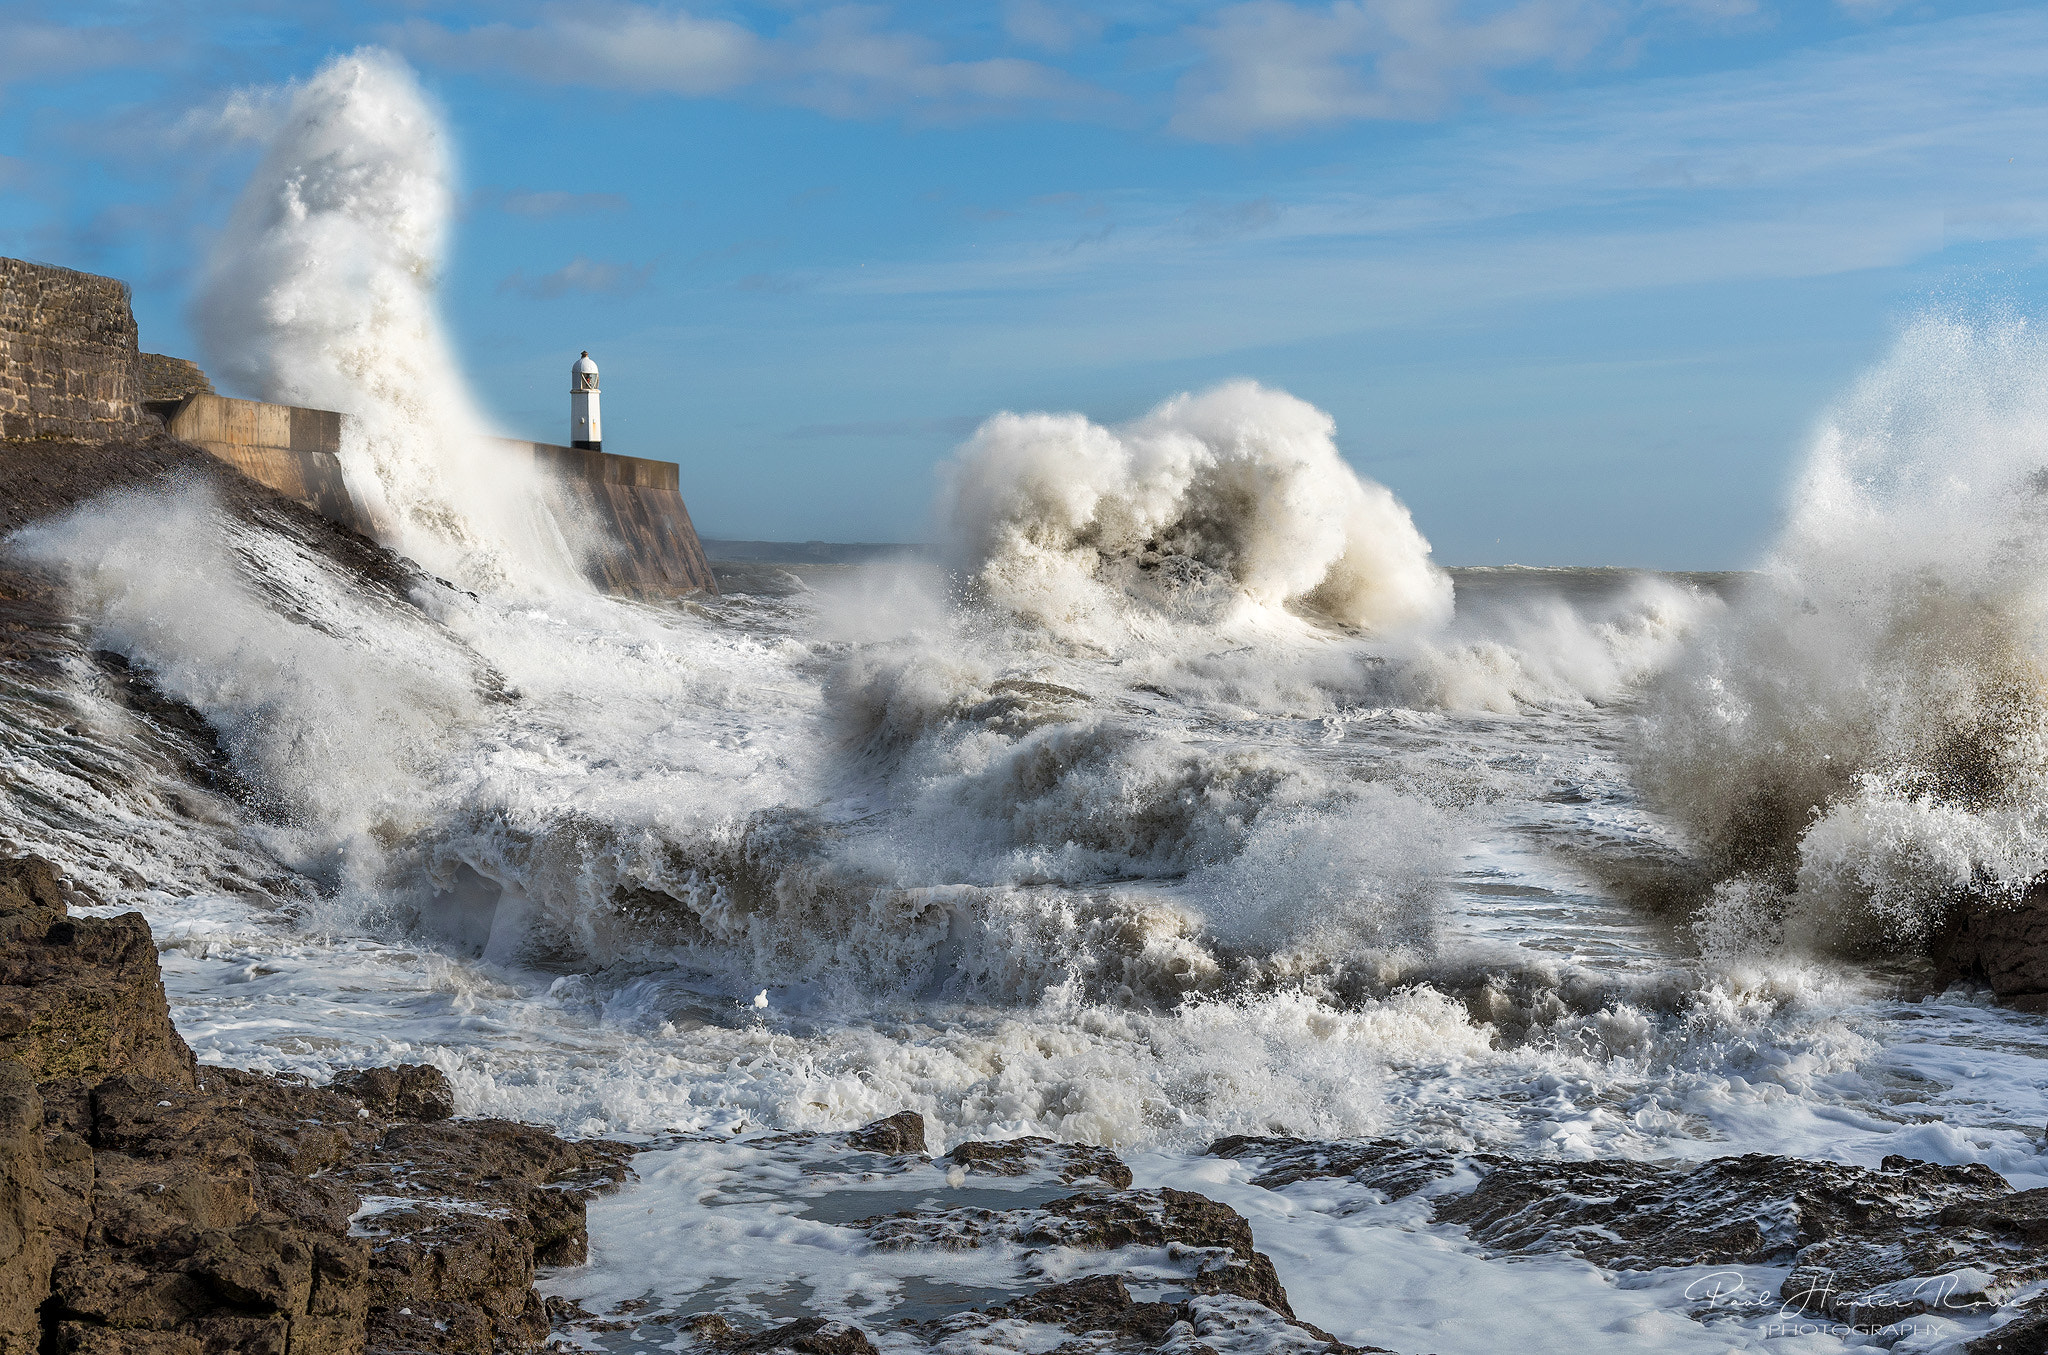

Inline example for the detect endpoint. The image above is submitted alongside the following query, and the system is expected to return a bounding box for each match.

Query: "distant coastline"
[700,537,931,565]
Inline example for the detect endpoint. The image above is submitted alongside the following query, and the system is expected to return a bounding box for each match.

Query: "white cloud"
[499,255,656,298]
[398,3,1104,120]
[1002,0,1105,53]
[1168,0,1622,140]
[0,23,150,95]
[795,7,2048,366]
[400,6,760,96]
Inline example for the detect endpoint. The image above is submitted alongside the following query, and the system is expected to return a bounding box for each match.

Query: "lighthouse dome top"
[572,350,599,391]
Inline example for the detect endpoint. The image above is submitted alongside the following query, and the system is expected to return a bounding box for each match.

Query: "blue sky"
[2,1,2044,566]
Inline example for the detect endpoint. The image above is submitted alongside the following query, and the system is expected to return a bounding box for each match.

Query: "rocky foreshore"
[13,838,2048,1354]
[0,854,631,1354]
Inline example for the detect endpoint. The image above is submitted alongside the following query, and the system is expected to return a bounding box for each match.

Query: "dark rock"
[1933,882,2048,1009]
[991,1274,1181,1344]
[1974,1301,2048,1353]
[0,1061,48,1353]
[328,1064,456,1123]
[0,855,636,1355]
[863,1186,1294,1318]
[948,1135,1134,1188]
[1215,1133,2048,1328]
[0,858,196,1089]
[843,1110,925,1156]
[1208,1134,1470,1200]
[733,1317,878,1353]
[680,1313,881,1354]
[936,1274,1390,1354]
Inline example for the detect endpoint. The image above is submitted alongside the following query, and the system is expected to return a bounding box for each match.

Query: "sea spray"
[192,48,587,595]
[1642,315,2048,953]
[942,380,1455,643]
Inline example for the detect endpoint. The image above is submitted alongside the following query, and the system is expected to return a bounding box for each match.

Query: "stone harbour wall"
[0,257,148,442]
[160,394,375,537]
[3,253,717,597]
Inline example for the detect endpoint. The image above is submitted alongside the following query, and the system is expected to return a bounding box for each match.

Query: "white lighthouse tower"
[571,351,601,451]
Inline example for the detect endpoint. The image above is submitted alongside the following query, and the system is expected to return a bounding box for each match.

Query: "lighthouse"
[571,351,601,451]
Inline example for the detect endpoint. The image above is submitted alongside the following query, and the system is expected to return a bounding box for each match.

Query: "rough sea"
[12,46,2048,1355]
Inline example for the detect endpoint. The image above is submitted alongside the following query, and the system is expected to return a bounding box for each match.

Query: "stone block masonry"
[0,257,148,442]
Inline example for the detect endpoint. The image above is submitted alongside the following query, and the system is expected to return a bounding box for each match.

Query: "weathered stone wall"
[0,257,147,442]
[4,255,715,596]
[136,351,214,403]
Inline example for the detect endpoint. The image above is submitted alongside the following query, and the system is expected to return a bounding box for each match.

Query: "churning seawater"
[8,45,2048,1354]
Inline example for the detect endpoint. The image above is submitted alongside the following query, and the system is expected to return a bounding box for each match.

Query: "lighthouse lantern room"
[571,351,601,451]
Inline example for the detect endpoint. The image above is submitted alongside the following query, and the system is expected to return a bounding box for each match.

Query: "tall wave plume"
[941,381,1455,645]
[1640,316,2048,955]
[192,48,586,595]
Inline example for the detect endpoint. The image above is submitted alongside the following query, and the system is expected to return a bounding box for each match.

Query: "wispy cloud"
[1001,0,1105,53]
[498,255,655,298]
[400,6,758,96]
[396,3,1108,121]
[1169,0,1622,140]
[0,23,152,96]
[787,8,2048,363]
[480,188,632,218]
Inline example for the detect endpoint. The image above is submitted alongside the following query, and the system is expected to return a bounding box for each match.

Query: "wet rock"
[948,1135,1134,1189]
[0,857,195,1088]
[990,1274,1184,1346]
[0,1061,49,1354]
[0,856,635,1355]
[678,1314,881,1354]
[328,1064,456,1123]
[1215,1135,2046,1328]
[1208,1134,1469,1201]
[1933,884,2048,1011]
[843,1110,925,1156]
[863,1186,1294,1318]
[1974,1300,2048,1353]
[922,1274,1389,1354]
[733,1317,879,1354]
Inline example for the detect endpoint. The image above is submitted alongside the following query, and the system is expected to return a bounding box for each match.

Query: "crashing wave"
[1642,316,2048,953]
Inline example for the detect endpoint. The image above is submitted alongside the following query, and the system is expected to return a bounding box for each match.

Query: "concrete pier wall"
[158,396,717,597]
[158,394,373,536]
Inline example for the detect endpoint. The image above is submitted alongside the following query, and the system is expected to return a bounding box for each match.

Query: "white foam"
[941,381,1453,643]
